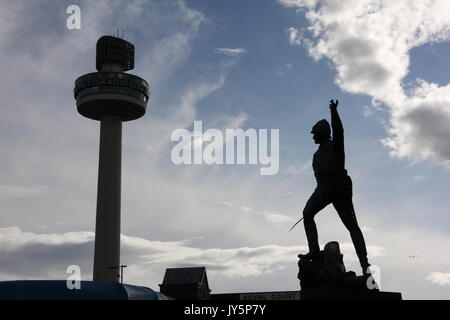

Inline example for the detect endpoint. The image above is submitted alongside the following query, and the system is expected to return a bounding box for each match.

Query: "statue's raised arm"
[329,99,345,170]
[329,99,343,139]
[329,99,338,111]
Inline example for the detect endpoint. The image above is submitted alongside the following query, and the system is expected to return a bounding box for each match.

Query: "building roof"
[0,280,171,300]
[161,267,208,286]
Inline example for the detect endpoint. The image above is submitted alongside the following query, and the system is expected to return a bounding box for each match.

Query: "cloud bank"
[1,224,450,298]
[279,0,450,167]
[427,272,450,286]
[0,226,302,282]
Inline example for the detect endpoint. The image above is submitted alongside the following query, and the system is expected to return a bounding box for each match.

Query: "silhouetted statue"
[299,100,370,275]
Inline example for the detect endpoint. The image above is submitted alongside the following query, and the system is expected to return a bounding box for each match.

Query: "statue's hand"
[329,99,339,111]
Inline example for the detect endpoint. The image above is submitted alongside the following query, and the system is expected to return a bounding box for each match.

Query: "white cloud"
[0,185,50,199]
[173,75,227,125]
[287,27,302,46]
[0,226,385,282]
[140,243,300,278]
[214,48,247,57]
[279,0,450,168]
[427,272,450,286]
[362,105,374,118]
[240,206,252,213]
[0,226,93,252]
[383,81,450,167]
[0,226,302,281]
[206,112,249,132]
[278,0,317,10]
[217,201,297,231]
[261,211,297,231]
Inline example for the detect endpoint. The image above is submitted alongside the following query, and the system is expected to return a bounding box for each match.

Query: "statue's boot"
[361,262,371,277]
[298,251,320,261]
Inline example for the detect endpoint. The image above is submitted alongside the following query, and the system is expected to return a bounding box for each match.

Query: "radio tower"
[74,36,150,282]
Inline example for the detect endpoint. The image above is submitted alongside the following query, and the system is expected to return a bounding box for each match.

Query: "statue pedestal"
[298,241,402,300]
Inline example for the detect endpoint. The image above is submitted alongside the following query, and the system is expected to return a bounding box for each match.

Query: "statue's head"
[311,119,331,144]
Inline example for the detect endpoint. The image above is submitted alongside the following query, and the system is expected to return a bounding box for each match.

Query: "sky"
[0,0,450,299]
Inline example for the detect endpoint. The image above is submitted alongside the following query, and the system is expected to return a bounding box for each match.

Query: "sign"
[239,291,300,300]
[74,72,149,99]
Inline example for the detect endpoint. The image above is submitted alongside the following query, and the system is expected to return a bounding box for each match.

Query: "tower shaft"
[93,116,122,282]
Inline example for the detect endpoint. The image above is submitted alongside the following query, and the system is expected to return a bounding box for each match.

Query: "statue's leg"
[303,188,331,254]
[332,197,370,272]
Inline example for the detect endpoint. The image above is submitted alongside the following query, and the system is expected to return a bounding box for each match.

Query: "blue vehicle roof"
[0,280,172,300]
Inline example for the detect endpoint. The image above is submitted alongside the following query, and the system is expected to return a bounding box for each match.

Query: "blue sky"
[0,0,450,299]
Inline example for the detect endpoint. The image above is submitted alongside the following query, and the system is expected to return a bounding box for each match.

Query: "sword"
[289,217,304,232]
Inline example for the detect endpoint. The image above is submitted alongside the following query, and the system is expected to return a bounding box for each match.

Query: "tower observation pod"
[74,36,150,282]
